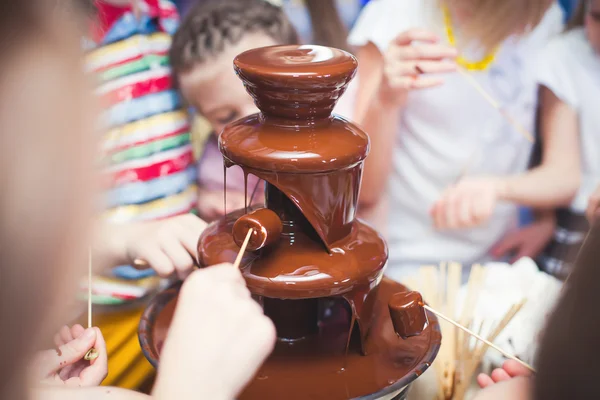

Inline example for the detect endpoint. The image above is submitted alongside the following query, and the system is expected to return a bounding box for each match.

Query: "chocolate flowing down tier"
[139,44,441,400]
[198,208,387,299]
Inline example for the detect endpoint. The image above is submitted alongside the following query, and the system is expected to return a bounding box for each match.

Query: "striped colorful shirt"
[87,0,196,296]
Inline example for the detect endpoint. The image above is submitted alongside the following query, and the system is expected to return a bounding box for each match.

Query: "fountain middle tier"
[197,208,387,299]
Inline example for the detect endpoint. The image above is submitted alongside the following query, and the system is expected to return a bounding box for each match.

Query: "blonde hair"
[0,2,95,398]
[444,0,554,51]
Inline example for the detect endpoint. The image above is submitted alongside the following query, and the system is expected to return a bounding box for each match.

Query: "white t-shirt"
[535,28,600,214]
[347,0,563,278]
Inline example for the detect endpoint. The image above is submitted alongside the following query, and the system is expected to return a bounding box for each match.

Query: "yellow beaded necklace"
[442,4,497,71]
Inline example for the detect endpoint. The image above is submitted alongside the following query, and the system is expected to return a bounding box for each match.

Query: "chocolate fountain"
[139,45,441,400]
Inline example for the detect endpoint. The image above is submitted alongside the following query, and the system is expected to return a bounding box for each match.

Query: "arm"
[498,85,581,208]
[355,42,402,210]
[432,86,580,230]
[355,32,457,210]
[491,208,555,262]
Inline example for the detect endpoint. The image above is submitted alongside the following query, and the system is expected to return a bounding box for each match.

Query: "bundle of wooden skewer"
[404,263,527,400]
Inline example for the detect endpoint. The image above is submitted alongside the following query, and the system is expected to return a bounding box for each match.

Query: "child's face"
[178,34,278,136]
[586,0,600,54]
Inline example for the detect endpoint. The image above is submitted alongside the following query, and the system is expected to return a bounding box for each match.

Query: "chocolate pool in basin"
[139,44,441,400]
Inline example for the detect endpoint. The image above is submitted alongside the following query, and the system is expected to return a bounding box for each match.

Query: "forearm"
[358,93,403,209]
[503,85,581,209]
[499,164,580,209]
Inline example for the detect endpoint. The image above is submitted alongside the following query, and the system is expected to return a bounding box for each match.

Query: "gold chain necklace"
[442,4,497,71]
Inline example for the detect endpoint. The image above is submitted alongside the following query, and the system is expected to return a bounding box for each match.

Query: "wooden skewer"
[460,300,527,395]
[88,248,92,329]
[84,248,99,361]
[443,263,461,398]
[234,229,254,268]
[457,68,534,143]
[423,304,535,372]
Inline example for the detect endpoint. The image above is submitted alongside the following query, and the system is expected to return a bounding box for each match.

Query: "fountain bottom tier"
[139,278,441,400]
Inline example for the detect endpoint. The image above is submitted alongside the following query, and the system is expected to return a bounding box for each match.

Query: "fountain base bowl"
[139,278,440,400]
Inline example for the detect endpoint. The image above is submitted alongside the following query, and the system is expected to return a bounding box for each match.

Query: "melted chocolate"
[150,279,441,400]
[140,44,441,399]
[232,208,282,251]
[388,292,428,340]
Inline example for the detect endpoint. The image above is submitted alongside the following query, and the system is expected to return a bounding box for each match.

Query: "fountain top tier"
[221,45,368,175]
[199,44,388,299]
[234,45,358,120]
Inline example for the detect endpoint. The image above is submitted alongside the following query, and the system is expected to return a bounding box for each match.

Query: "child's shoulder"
[550,27,588,50]
[349,0,435,51]
[540,28,591,65]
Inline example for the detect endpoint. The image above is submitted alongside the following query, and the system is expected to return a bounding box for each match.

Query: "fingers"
[477,373,495,388]
[36,328,97,377]
[432,179,499,231]
[384,75,445,92]
[160,234,195,280]
[58,328,97,365]
[171,215,205,274]
[393,29,440,45]
[131,243,174,277]
[503,360,533,378]
[132,215,202,276]
[458,191,475,227]
[394,44,458,62]
[59,325,74,345]
[473,192,493,225]
[382,29,457,99]
[70,324,86,339]
[78,327,108,386]
[431,189,463,230]
[490,367,512,383]
[56,324,86,380]
[476,362,533,391]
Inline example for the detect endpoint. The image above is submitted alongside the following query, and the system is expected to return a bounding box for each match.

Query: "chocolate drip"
[223,162,227,215]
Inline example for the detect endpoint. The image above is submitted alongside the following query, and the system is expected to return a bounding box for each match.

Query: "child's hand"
[586,185,600,224]
[153,264,276,400]
[121,214,207,279]
[431,177,506,230]
[477,360,533,388]
[31,325,108,387]
[197,188,246,222]
[491,215,555,262]
[379,29,457,106]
